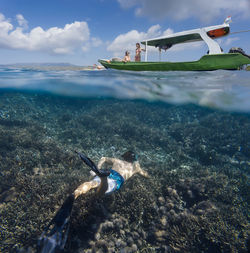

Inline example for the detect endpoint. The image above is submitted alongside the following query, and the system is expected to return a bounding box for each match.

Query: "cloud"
[224,37,240,46]
[16,14,28,29]
[117,0,250,22]
[81,37,103,52]
[91,37,103,47]
[107,25,173,56]
[0,13,95,55]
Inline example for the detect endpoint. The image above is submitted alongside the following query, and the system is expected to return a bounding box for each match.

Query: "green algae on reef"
[0,92,249,252]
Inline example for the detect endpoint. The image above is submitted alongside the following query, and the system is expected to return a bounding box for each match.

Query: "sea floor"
[0,92,249,252]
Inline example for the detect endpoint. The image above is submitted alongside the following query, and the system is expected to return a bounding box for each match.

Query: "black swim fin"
[75,151,110,177]
[51,194,74,228]
[37,194,74,253]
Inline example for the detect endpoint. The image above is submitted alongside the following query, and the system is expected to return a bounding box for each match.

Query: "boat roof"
[141,23,230,48]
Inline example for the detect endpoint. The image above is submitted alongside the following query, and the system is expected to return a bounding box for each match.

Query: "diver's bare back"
[98,157,149,181]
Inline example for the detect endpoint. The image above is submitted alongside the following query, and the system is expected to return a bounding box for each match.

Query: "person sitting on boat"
[123,51,131,62]
[93,64,104,70]
[37,151,149,252]
[135,43,145,62]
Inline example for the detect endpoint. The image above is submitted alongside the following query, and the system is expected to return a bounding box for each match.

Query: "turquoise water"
[0,67,249,252]
[0,67,250,112]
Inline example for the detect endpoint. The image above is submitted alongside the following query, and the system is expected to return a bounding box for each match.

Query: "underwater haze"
[0,66,249,252]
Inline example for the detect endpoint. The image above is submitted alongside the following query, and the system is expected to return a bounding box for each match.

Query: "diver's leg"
[73,180,99,199]
[96,176,108,196]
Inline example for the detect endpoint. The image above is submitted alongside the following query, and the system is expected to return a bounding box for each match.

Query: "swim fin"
[37,194,74,253]
[75,151,110,177]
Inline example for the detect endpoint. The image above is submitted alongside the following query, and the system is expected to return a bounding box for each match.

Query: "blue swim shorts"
[93,169,124,194]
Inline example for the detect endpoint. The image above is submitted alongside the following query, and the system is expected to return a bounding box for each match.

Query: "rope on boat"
[230,29,250,34]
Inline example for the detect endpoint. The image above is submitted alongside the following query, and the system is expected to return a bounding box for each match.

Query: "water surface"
[0,66,249,112]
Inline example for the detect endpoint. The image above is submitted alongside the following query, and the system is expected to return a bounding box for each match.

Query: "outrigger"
[99,17,250,71]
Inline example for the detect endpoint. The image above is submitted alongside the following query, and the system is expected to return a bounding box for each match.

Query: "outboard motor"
[229,47,250,58]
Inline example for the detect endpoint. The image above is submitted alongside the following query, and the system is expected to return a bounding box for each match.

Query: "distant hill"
[0,63,99,71]
[0,62,76,67]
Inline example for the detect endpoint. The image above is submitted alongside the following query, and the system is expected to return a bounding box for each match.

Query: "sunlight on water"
[0,67,249,112]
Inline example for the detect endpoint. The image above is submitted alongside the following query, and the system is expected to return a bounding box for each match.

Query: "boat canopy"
[141,21,230,57]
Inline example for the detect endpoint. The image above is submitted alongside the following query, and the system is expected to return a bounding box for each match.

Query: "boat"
[98,17,250,71]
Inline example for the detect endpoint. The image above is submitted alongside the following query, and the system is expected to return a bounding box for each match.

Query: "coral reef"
[0,92,249,252]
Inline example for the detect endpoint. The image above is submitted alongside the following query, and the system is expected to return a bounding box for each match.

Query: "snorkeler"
[37,151,149,252]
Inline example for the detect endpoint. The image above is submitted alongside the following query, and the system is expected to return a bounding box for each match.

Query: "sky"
[0,0,250,65]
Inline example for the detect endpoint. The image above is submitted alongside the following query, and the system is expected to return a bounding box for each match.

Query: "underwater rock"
[131,244,138,251]
[155,230,166,242]
[99,220,114,232]
[32,167,44,176]
[115,238,126,248]
[0,187,18,203]
[95,232,101,240]
[158,196,165,204]
[108,248,115,253]
[193,200,216,215]
[166,186,179,200]
[166,201,175,210]
[160,216,167,226]
[127,236,133,246]
[120,246,133,253]
[92,239,109,253]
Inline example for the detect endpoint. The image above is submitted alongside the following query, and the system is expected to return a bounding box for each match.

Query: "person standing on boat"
[135,43,145,62]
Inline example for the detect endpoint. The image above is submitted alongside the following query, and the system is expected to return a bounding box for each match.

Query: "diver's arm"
[97,157,115,169]
[134,161,149,178]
